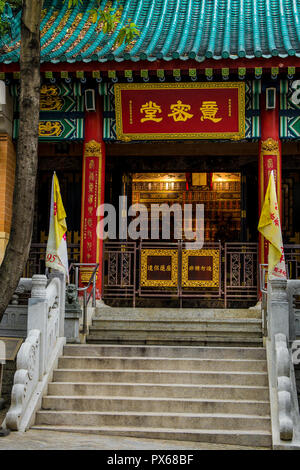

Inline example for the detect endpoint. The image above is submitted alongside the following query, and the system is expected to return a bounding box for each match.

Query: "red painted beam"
[1,57,300,73]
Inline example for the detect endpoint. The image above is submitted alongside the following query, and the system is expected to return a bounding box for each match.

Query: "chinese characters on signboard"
[114,83,245,141]
[140,250,178,287]
[182,250,220,288]
[140,249,220,288]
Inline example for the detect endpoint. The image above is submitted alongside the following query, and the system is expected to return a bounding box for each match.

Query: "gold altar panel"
[140,249,178,287]
[132,172,241,242]
[182,249,220,288]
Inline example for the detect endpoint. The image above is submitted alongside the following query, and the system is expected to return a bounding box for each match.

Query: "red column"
[259,91,282,266]
[80,96,106,298]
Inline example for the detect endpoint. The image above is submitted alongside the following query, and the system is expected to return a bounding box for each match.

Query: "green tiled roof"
[1,0,300,64]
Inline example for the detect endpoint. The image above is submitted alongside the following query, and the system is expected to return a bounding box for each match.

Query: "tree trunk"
[0,0,42,321]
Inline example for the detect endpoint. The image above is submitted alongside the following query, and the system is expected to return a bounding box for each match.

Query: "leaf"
[116,29,126,47]
[91,11,98,23]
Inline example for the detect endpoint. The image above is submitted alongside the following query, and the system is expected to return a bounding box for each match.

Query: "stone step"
[34,340,271,448]
[35,410,271,431]
[92,317,262,324]
[86,340,264,347]
[57,356,267,372]
[89,306,263,346]
[90,320,262,332]
[41,396,270,415]
[95,307,261,320]
[86,331,263,346]
[63,344,267,360]
[87,327,262,337]
[31,424,272,448]
[52,369,268,386]
[47,382,270,401]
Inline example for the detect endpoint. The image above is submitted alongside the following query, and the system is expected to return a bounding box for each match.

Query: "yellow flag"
[46,173,69,278]
[53,174,67,249]
[258,171,286,279]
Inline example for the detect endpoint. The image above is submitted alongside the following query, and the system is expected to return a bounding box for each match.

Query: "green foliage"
[67,0,82,8]
[115,22,140,47]
[0,0,22,37]
[0,0,22,15]
[0,0,140,46]
[89,1,140,46]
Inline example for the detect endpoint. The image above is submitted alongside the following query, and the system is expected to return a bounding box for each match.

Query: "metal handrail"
[69,263,99,335]
[259,264,268,336]
[260,263,268,294]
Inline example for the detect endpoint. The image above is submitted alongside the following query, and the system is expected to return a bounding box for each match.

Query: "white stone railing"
[266,278,300,448]
[274,332,294,440]
[4,274,66,432]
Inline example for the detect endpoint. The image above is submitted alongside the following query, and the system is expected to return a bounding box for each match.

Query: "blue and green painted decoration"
[12,82,85,141]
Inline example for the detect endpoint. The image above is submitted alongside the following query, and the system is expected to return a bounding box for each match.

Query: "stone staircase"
[87,307,263,347]
[32,343,272,447]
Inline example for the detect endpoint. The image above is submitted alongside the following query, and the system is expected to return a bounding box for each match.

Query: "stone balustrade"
[266,278,300,447]
[4,274,66,432]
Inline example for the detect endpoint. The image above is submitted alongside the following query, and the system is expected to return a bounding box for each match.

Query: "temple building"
[1,0,300,307]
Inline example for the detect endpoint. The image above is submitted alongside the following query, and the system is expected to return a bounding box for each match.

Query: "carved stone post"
[28,275,47,379]
[49,270,65,337]
[268,278,288,386]
[268,278,289,342]
[275,333,293,440]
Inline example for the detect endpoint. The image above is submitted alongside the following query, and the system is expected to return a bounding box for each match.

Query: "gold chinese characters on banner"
[115,82,245,141]
[182,250,220,288]
[140,250,178,287]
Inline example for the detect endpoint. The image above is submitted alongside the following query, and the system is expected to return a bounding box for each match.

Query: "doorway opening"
[131,172,242,243]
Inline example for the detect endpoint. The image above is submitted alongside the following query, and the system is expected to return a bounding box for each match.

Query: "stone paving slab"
[0,429,269,450]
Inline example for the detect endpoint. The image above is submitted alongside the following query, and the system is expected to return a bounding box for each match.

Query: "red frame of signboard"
[114,82,245,141]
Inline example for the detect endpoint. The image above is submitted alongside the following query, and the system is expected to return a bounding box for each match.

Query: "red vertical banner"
[80,97,106,298]
[259,92,282,268]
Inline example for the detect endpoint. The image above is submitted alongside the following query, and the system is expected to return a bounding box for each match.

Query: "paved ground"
[0,428,269,451]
